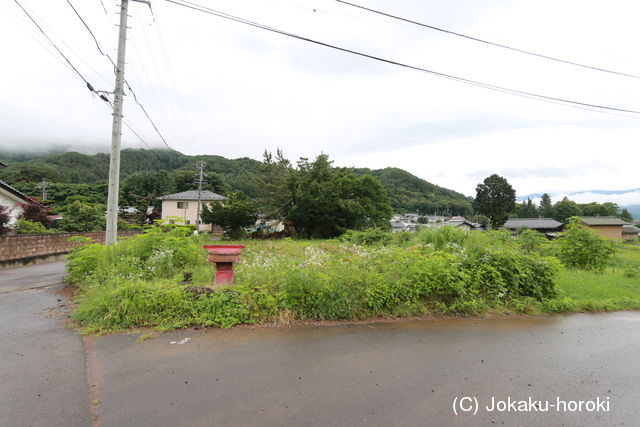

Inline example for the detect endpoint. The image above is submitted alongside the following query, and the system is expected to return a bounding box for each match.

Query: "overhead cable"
[163,0,640,116]
[65,0,175,151]
[335,0,640,80]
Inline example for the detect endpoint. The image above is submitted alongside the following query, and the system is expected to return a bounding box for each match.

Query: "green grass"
[550,243,640,312]
[68,225,640,333]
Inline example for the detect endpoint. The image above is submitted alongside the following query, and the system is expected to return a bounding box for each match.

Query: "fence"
[0,230,140,267]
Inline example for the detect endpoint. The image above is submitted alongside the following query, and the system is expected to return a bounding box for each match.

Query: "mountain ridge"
[0,148,473,215]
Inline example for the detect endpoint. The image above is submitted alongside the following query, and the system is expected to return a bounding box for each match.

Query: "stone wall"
[0,231,141,265]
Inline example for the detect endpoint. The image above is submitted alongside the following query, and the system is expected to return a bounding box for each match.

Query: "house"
[622,225,640,241]
[390,220,419,233]
[503,218,564,238]
[579,216,628,240]
[439,216,485,231]
[158,190,226,232]
[0,179,42,227]
[120,206,158,223]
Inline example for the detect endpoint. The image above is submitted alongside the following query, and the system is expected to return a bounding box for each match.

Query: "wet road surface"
[0,261,91,427]
[2,261,640,426]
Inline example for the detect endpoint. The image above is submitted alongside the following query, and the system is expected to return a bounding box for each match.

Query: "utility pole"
[105,0,130,245]
[195,161,206,232]
[37,179,48,201]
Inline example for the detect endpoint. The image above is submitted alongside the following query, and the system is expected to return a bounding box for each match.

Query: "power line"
[335,0,640,80]
[134,11,188,150]
[15,0,165,159]
[97,0,108,14]
[64,0,175,152]
[1,1,80,76]
[163,0,640,116]
[19,0,113,86]
[153,11,200,152]
[14,0,95,89]
[66,0,112,63]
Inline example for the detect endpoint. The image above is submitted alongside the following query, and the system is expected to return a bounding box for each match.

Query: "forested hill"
[352,167,473,215]
[0,148,472,215]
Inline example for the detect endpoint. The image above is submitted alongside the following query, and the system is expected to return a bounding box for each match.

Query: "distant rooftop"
[158,190,226,201]
[580,216,629,226]
[622,225,640,234]
[503,218,564,230]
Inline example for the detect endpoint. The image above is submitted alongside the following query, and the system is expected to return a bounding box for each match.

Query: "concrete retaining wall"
[0,231,140,268]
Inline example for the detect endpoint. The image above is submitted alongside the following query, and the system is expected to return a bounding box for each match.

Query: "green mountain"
[352,167,472,215]
[0,148,472,215]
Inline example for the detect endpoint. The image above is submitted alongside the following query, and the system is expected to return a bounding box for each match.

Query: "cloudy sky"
[1,0,639,201]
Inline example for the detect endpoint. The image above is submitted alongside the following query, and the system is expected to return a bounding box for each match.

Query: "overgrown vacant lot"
[554,244,640,311]
[67,225,640,333]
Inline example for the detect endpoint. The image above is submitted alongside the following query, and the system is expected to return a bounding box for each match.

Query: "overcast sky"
[1,0,639,201]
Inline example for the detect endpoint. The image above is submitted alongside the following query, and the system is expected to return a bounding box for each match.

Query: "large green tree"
[200,192,258,239]
[619,208,633,222]
[254,152,393,238]
[539,193,553,217]
[551,197,583,222]
[473,174,516,229]
[288,155,392,238]
[121,171,174,207]
[515,198,538,218]
[171,169,228,195]
[251,149,297,220]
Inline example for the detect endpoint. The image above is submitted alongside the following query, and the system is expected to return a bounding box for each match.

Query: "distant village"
[391,212,638,241]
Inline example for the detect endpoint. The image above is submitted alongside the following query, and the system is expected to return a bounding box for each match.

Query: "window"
[185,220,191,224]
[177,201,189,209]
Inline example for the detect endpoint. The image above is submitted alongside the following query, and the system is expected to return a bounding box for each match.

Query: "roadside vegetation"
[66,217,639,334]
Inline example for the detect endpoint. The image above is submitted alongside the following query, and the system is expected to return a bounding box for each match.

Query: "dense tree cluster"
[252,152,393,238]
[1,148,472,216]
[2,148,636,235]
[201,192,258,239]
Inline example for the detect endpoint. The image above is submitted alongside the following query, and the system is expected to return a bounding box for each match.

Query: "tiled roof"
[503,218,564,230]
[158,190,226,201]
[0,179,41,205]
[580,216,628,226]
[622,225,640,234]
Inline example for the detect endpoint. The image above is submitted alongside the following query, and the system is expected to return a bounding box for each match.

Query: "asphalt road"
[0,261,91,427]
[2,261,639,426]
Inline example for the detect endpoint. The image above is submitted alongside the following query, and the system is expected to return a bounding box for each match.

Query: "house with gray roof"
[438,216,485,231]
[503,218,564,238]
[0,179,42,228]
[158,190,226,232]
[622,224,640,241]
[579,216,629,240]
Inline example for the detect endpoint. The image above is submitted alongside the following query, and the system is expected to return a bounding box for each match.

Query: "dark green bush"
[556,217,616,271]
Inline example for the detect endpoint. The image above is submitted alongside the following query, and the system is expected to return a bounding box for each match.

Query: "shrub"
[58,200,105,232]
[0,204,10,235]
[516,228,547,253]
[70,237,561,332]
[66,224,210,286]
[14,218,53,234]
[415,226,468,251]
[556,217,616,271]
[340,228,393,246]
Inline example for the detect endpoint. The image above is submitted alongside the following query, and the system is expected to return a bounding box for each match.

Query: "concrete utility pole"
[37,179,48,201]
[195,161,206,232]
[105,0,130,245]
